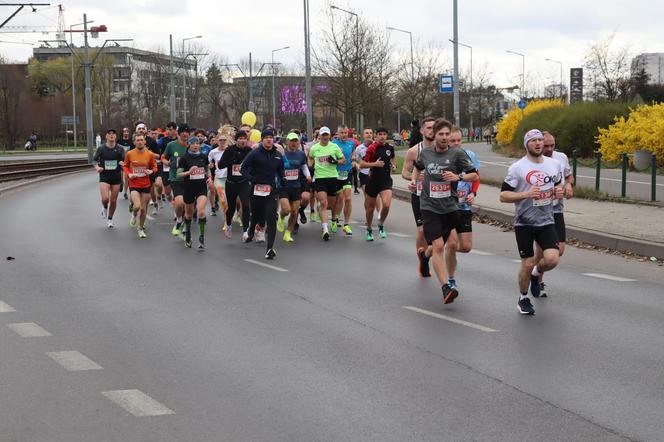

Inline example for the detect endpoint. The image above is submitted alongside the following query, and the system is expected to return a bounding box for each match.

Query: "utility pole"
[452,0,460,127]
[82,14,94,163]
[303,0,313,140]
[249,52,254,112]
[169,34,176,122]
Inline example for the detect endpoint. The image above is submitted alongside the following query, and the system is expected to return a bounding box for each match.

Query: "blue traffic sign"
[439,75,454,94]
[517,99,527,110]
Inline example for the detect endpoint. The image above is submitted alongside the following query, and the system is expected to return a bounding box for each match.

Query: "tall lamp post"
[506,49,525,99]
[331,4,360,129]
[68,20,91,148]
[303,0,313,140]
[450,39,472,137]
[271,45,290,128]
[181,35,202,122]
[545,58,564,101]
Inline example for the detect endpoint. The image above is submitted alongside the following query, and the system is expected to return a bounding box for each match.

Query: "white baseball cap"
[319,126,331,135]
[136,123,147,131]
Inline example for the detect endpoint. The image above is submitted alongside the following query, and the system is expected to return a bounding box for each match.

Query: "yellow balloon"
[241,111,257,127]
[249,129,261,143]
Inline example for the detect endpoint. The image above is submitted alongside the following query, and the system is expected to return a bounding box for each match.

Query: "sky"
[1,0,663,94]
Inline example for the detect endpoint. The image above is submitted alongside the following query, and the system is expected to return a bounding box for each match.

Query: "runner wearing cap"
[308,126,346,241]
[123,133,158,238]
[217,130,253,241]
[360,127,396,241]
[277,132,311,242]
[162,124,191,237]
[533,131,574,297]
[331,124,357,236]
[500,129,565,315]
[93,128,125,228]
[117,127,134,200]
[158,122,178,211]
[177,136,212,249]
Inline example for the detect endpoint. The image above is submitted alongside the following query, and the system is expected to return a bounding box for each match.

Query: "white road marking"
[469,249,494,256]
[46,351,103,371]
[512,259,522,263]
[102,389,175,417]
[244,259,289,272]
[389,232,411,238]
[582,273,637,282]
[7,322,52,337]
[0,301,16,312]
[403,306,498,333]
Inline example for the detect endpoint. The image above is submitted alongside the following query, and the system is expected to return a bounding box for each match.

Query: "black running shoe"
[293,223,299,235]
[265,248,276,260]
[442,284,459,304]
[185,240,192,248]
[417,248,431,278]
[518,297,535,315]
[530,274,541,297]
[198,236,205,250]
[539,282,548,298]
[299,209,307,224]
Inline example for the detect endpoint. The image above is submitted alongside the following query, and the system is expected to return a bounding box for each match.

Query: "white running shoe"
[255,229,266,243]
[242,231,250,243]
[107,219,114,228]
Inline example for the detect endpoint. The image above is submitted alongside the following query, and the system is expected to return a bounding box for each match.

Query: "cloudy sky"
[1,0,662,92]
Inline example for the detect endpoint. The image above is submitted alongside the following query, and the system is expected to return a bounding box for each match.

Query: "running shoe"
[123,192,128,200]
[138,228,147,239]
[448,279,457,290]
[242,231,251,243]
[343,224,353,236]
[151,206,158,216]
[539,282,548,298]
[210,209,217,217]
[322,230,330,241]
[171,225,180,236]
[224,225,232,239]
[311,212,319,222]
[185,239,192,248]
[299,209,307,224]
[530,274,541,297]
[330,219,338,233]
[378,224,387,239]
[128,203,133,213]
[129,216,138,228]
[233,213,242,225]
[107,219,114,229]
[518,297,535,315]
[292,223,299,235]
[198,236,205,250]
[283,230,294,242]
[417,248,431,277]
[353,189,360,195]
[277,215,285,233]
[442,284,459,304]
[255,229,266,243]
[265,248,277,260]
[365,228,374,242]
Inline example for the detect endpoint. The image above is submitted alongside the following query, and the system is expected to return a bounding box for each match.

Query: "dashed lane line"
[102,389,175,417]
[46,351,103,371]
[582,273,637,282]
[244,259,289,272]
[403,306,499,333]
[7,322,52,337]
[0,301,16,312]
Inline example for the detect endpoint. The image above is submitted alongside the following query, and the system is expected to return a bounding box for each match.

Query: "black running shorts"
[129,187,151,194]
[422,210,458,244]
[365,177,392,198]
[411,193,423,227]
[183,184,208,204]
[171,181,185,198]
[313,177,338,195]
[279,187,302,202]
[554,212,566,243]
[100,174,122,186]
[455,210,473,234]
[514,224,559,259]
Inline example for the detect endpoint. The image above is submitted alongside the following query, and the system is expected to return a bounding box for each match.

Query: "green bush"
[512,102,630,158]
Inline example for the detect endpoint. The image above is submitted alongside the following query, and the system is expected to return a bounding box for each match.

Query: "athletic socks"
[199,217,206,237]
[184,218,192,242]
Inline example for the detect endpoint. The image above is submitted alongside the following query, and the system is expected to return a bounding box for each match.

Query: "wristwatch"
[459,172,466,181]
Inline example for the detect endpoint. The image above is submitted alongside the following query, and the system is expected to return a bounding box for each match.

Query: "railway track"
[0,159,91,183]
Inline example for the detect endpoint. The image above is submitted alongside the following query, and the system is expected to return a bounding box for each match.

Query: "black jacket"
[217,144,252,183]
[240,144,285,189]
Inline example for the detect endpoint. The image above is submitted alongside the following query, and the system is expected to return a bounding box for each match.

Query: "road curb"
[0,169,92,197]
[392,187,664,259]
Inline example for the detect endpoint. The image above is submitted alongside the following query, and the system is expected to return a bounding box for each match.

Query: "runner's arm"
[401,147,417,180]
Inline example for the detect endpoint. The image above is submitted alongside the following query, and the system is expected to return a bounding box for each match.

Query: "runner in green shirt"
[161,124,191,236]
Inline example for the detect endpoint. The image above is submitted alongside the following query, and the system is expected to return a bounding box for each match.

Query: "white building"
[631,53,664,85]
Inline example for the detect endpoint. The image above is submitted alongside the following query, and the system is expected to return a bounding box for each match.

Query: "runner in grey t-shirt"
[411,118,478,306]
[500,129,564,315]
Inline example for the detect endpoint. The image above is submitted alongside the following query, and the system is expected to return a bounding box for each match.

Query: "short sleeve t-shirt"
[456,148,480,212]
[365,143,395,182]
[309,142,344,179]
[332,138,355,179]
[551,150,571,213]
[503,156,563,227]
[94,144,124,180]
[163,140,188,182]
[415,147,476,215]
[283,150,308,188]
[208,148,227,179]
[355,143,370,175]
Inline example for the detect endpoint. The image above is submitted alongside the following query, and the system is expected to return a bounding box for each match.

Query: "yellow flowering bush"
[496,99,565,146]
[596,103,664,165]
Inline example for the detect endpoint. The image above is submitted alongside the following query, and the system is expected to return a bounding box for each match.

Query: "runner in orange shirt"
[123,133,158,238]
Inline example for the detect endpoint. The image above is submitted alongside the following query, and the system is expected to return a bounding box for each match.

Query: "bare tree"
[584,34,631,101]
[0,60,29,150]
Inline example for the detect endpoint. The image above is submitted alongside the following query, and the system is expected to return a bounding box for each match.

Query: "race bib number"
[416,179,423,197]
[533,189,553,206]
[104,160,117,170]
[429,181,451,198]
[232,164,242,176]
[132,166,146,177]
[458,189,467,203]
[190,166,205,180]
[319,156,330,164]
[162,164,170,172]
[285,169,299,181]
[253,184,271,196]
[338,170,349,180]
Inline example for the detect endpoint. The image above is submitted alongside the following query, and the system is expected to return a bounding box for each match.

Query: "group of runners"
[93,117,572,316]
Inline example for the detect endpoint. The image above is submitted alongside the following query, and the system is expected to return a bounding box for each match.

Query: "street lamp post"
[69,20,92,148]
[181,35,202,123]
[331,4,359,129]
[506,49,525,99]
[450,39,472,138]
[452,0,460,126]
[271,46,290,129]
[545,58,564,101]
[303,0,313,140]
[387,26,414,81]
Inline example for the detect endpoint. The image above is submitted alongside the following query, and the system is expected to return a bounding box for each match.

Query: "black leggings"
[225,181,251,231]
[248,193,278,250]
[351,168,359,192]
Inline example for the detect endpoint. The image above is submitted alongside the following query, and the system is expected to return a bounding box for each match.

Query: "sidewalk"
[392,178,664,259]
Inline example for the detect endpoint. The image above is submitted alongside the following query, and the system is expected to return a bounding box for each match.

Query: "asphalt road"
[1,172,663,441]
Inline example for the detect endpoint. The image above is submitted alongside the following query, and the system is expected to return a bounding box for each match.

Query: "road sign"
[439,75,453,94]
[61,116,79,125]
[517,100,527,110]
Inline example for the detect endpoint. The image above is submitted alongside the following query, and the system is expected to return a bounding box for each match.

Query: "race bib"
[253,184,271,196]
[458,189,467,203]
[132,166,146,177]
[533,189,553,206]
[285,169,299,181]
[319,156,330,164]
[338,170,349,180]
[232,164,242,176]
[190,166,205,180]
[416,179,423,197]
[162,164,170,172]
[429,181,451,198]
[104,160,117,170]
